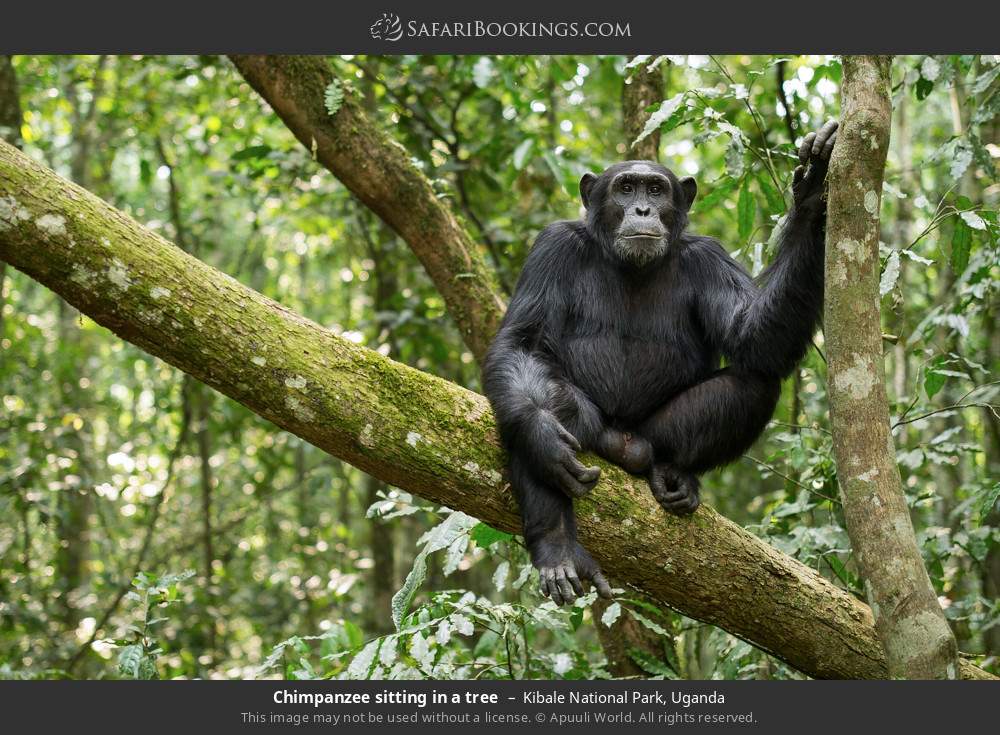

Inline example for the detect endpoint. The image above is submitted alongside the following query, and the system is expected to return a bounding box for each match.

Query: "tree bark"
[228,55,505,364]
[824,55,960,679]
[591,58,677,678]
[0,140,991,680]
[622,57,664,161]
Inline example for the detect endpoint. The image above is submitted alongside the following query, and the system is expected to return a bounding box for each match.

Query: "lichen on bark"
[824,55,960,679]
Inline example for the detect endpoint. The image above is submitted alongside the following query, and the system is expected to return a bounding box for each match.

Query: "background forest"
[0,54,997,680]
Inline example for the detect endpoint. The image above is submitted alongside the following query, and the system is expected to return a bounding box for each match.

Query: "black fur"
[483,123,837,604]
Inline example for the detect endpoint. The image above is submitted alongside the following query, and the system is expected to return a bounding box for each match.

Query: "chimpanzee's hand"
[533,535,613,606]
[529,411,601,498]
[792,119,838,212]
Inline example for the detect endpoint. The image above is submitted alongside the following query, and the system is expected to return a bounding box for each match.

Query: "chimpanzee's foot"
[532,536,612,605]
[648,464,700,515]
[596,427,653,475]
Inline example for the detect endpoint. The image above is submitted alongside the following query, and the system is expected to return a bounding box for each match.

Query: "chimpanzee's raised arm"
[688,121,837,378]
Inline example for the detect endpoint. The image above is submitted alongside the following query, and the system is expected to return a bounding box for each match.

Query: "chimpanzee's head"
[580,161,697,267]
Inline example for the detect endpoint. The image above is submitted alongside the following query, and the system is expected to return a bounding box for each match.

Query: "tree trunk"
[0,140,991,680]
[824,55,960,679]
[622,57,664,161]
[590,59,678,678]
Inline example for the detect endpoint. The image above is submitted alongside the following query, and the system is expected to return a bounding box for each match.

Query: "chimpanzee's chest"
[553,262,713,423]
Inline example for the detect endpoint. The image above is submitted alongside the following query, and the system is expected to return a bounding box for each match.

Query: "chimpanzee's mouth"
[621,232,664,240]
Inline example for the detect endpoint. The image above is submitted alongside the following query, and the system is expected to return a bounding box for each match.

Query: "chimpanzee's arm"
[482,223,603,498]
[691,121,837,378]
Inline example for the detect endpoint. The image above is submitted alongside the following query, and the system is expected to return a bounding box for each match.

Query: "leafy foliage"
[0,53,997,681]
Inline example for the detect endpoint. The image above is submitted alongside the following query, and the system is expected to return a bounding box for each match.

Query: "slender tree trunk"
[590,64,680,678]
[824,55,959,679]
[0,139,993,680]
[622,57,664,161]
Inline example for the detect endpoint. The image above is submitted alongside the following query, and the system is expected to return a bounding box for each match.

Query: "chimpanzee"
[482,121,838,605]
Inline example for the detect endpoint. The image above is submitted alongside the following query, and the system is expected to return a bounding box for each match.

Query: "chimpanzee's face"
[580,161,697,267]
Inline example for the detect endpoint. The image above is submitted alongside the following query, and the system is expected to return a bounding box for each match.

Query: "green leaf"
[492,560,509,592]
[627,608,670,637]
[633,93,685,147]
[391,512,477,629]
[694,175,738,212]
[737,176,755,241]
[324,80,344,117]
[757,175,785,215]
[600,602,622,627]
[627,648,677,678]
[977,482,1000,522]
[879,251,901,297]
[392,549,429,631]
[924,358,949,399]
[951,218,972,273]
[346,640,380,680]
[915,77,934,100]
[512,138,535,171]
[470,522,513,549]
[231,145,272,162]
[960,211,986,231]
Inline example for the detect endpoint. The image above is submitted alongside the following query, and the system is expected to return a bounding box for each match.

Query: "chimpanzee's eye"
[621,182,634,194]
[648,184,662,196]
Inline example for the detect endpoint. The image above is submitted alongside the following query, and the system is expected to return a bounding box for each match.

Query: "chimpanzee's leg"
[509,453,612,604]
[636,368,781,514]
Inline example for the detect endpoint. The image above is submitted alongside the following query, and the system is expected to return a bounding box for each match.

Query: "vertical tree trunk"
[622,57,664,161]
[590,63,679,678]
[824,55,959,679]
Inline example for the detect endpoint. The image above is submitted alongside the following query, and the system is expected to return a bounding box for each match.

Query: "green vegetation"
[0,54,997,680]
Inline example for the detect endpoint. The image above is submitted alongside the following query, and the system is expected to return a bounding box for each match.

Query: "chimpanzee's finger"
[812,120,838,156]
[554,567,575,604]
[564,455,600,484]
[564,566,585,597]
[798,133,816,164]
[538,569,553,600]
[591,570,613,599]
[556,423,581,451]
[793,165,806,186]
[820,130,838,160]
[555,465,592,498]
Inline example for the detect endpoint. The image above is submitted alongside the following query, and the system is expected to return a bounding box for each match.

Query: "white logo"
[370,12,403,41]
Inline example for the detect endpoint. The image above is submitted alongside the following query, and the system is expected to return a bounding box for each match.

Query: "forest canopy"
[0,54,997,681]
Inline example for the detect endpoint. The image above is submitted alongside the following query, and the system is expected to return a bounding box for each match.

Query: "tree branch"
[0,141,992,680]
[228,54,505,363]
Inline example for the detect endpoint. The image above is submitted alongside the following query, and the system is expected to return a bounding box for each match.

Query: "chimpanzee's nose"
[635,205,651,216]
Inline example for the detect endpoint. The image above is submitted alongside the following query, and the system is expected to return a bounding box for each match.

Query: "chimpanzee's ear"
[579,172,598,209]
[679,176,697,211]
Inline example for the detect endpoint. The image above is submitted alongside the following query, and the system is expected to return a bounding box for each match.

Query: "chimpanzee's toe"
[648,464,701,516]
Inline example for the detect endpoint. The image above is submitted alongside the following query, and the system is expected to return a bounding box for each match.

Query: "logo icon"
[370,12,403,41]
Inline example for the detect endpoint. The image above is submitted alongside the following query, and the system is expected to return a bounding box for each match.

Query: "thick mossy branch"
[228,54,505,364]
[0,141,991,680]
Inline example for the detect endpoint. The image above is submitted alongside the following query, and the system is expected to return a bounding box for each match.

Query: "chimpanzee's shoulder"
[529,220,591,261]
[677,234,747,280]
[679,233,731,261]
